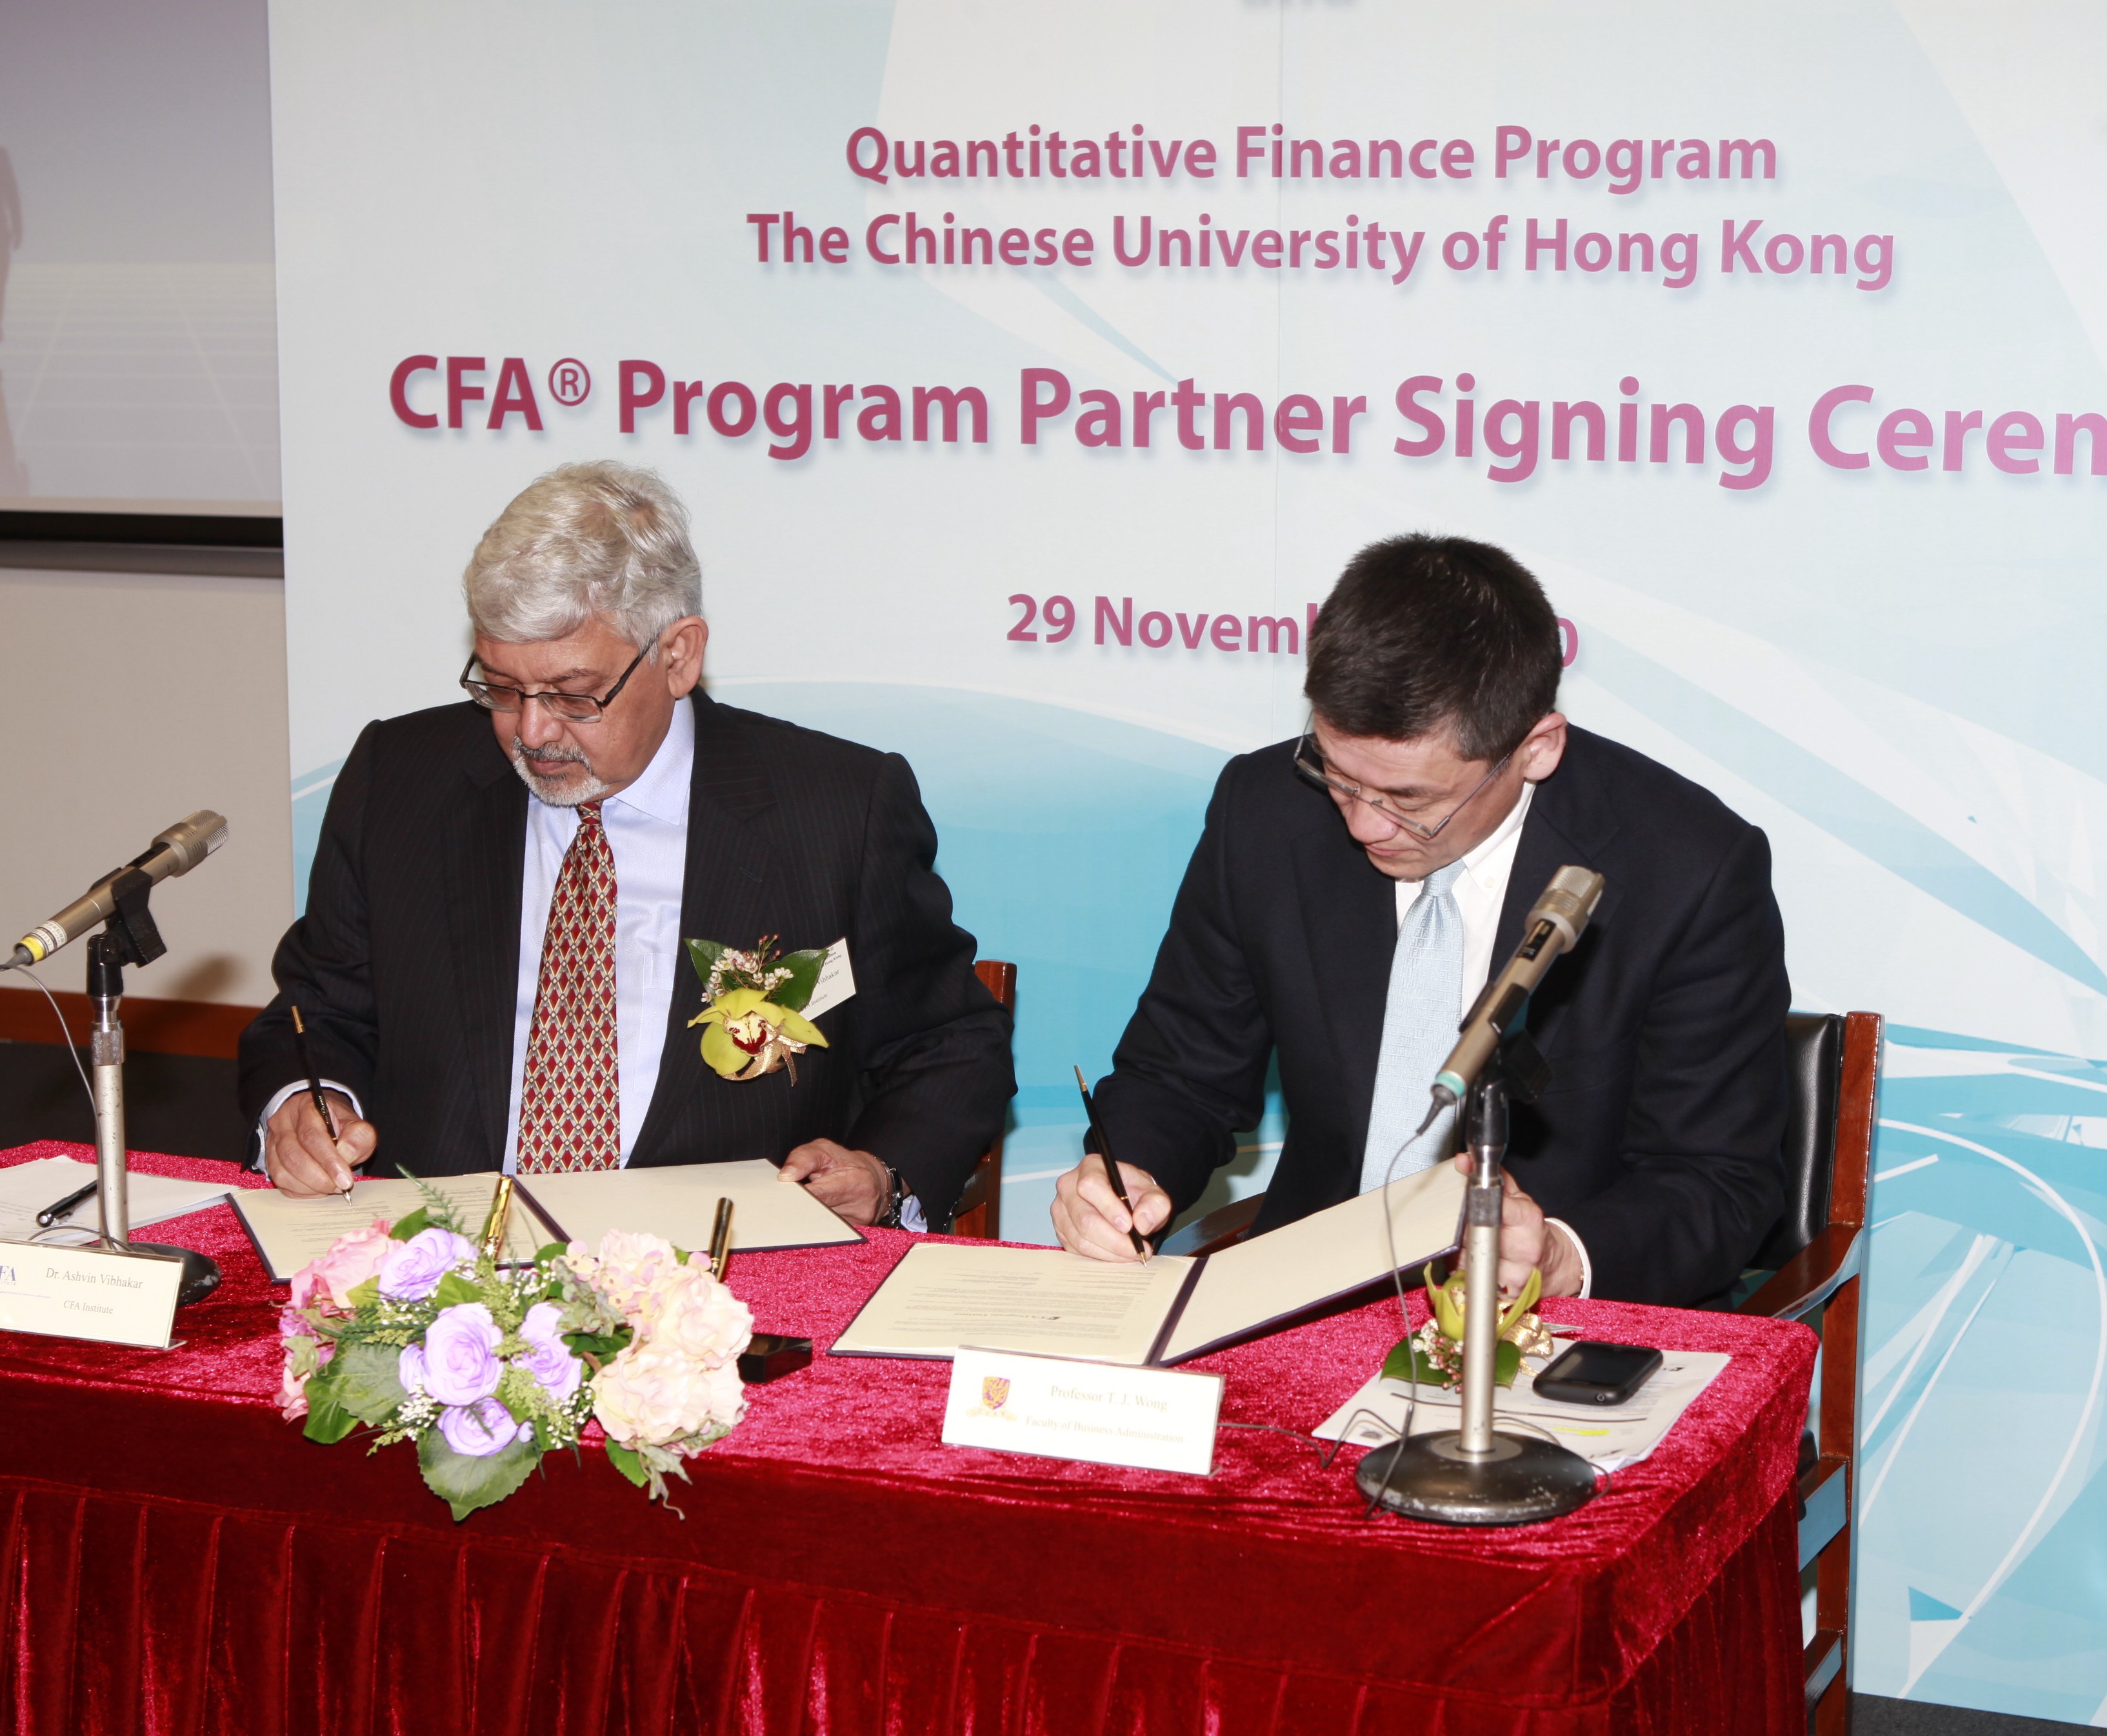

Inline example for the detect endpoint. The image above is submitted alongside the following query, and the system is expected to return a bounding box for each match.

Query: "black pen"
[291,1004,352,1201]
[1073,1065,1151,1261]
[35,1179,97,1228]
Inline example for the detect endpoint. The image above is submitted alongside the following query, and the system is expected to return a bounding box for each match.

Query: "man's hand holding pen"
[263,1091,377,1197]
[1052,1158,1173,1262]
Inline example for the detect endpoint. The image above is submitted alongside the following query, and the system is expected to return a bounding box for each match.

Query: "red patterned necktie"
[515,801,621,1173]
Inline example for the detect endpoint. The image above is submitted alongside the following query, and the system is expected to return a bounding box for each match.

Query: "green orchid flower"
[1421,1261,1543,1342]
[688,986,828,1081]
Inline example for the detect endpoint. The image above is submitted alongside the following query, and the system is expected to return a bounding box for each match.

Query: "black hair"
[1303,534,1561,760]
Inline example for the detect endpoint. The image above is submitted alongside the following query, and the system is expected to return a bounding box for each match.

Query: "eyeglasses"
[459,643,652,723]
[1293,733,1513,843]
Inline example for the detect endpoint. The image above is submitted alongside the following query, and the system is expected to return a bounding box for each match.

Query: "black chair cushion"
[1750,1012,1844,1271]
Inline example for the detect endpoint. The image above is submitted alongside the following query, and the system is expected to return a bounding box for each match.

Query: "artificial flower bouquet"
[277,1181,752,1520]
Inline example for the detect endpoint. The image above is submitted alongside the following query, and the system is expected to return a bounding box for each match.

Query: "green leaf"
[603,1440,650,1488]
[417,1429,541,1522]
[331,1338,411,1425]
[390,1206,431,1242]
[771,948,828,1012]
[302,1390,359,1444]
[563,1328,632,1361]
[534,1242,568,1265]
[432,1271,481,1309]
[344,1276,380,1310]
[1376,1338,1522,1389]
[686,938,728,986]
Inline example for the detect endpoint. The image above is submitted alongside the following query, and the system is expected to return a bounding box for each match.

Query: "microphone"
[8,812,229,969]
[1419,865,1605,1126]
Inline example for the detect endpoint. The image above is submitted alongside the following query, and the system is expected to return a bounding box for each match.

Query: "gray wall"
[0,565,291,1008]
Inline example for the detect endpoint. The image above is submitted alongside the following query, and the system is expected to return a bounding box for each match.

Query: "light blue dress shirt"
[501,695,693,1172]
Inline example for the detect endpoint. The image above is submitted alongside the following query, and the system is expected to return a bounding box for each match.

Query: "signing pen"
[35,1179,97,1228]
[290,1004,352,1201]
[1073,1065,1151,1261]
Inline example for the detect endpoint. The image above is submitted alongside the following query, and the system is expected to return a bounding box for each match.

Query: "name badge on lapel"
[803,938,856,1019]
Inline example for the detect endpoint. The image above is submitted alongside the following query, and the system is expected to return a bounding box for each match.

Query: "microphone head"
[151,811,230,877]
[1529,866,1606,952]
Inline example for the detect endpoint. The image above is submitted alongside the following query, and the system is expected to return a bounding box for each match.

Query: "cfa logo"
[388,356,592,430]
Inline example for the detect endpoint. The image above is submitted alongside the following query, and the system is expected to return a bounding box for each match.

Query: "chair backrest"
[1751,1012,1846,1271]
[948,960,1016,1241]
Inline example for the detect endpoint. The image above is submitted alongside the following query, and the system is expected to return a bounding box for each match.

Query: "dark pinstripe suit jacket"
[237,692,1015,1221]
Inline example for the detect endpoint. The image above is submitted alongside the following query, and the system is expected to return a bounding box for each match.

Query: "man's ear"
[662,617,709,695]
[1517,712,1567,783]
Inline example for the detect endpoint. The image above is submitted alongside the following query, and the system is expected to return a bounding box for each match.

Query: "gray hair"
[463,461,701,652]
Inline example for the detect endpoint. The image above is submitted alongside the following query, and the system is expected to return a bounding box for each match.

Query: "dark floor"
[0,1039,250,1162]
[1855,1693,2092,1733]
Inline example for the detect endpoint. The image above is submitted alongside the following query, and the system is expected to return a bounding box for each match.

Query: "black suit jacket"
[238,692,1015,1222]
[1093,727,1790,1305]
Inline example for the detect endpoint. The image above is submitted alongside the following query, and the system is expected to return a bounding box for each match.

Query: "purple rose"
[419,1302,503,1404]
[378,1227,477,1301]
[398,1342,427,1393]
[517,1302,584,1401]
[438,1397,530,1458]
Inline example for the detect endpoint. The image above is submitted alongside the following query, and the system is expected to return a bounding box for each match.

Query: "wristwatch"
[875,1160,909,1229]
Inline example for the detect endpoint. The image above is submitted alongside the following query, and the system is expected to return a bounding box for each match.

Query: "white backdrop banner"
[270,3,2107,1714]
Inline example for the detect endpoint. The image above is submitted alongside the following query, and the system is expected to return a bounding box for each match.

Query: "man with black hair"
[1051,534,1789,1308]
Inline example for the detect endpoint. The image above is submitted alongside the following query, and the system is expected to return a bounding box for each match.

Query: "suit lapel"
[1291,819,1399,1131]
[444,753,529,1169]
[630,694,779,1163]
[1493,744,1624,1057]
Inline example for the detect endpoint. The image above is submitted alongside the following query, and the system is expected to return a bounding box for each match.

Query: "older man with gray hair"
[239,461,1014,1227]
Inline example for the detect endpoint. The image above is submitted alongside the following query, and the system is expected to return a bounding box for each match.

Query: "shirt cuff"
[900,1194,928,1233]
[254,1079,364,1170]
[1543,1217,1592,1299]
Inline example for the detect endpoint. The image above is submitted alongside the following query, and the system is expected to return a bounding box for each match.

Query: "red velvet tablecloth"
[0,1142,1815,1735]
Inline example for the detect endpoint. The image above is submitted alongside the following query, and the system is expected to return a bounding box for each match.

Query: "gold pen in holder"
[708,1197,734,1280]
[479,1175,515,1262]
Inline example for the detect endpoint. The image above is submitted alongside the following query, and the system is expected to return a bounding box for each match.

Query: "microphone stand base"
[128,1242,222,1310]
[1355,1430,1597,1526]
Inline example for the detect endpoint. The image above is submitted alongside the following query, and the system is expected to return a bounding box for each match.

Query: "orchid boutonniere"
[685,935,830,1082]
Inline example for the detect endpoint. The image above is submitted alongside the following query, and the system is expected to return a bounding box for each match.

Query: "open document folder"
[234,1173,559,1279]
[517,1159,863,1254]
[831,1162,1466,1366]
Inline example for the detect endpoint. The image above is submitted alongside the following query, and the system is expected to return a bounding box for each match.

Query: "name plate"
[0,1241,183,1348]
[942,1346,1224,1475]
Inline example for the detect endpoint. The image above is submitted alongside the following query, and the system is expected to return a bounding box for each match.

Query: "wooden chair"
[1157,1010,1882,1736]
[947,959,1015,1240]
[1739,1010,1881,1736]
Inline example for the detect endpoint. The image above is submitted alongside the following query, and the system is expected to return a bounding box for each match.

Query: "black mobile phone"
[1533,1341,1664,1406]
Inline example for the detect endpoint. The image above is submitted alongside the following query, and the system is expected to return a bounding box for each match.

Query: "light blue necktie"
[1359,861,1467,1194]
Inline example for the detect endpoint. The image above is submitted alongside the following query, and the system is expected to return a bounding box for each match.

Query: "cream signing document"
[515,1159,863,1255]
[235,1173,557,1281]
[1157,1161,1466,1362]
[831,1242,1201,1364]
[832,1162,1464,1366]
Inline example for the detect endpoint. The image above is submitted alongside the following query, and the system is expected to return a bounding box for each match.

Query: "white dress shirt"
[1390,781,1593,1297]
